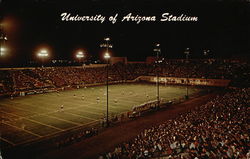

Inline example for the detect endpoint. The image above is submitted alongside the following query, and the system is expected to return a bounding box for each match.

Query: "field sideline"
[0,83,201,147]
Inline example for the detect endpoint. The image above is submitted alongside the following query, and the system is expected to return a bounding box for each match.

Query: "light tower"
[100,37,112,127]
[153,43,161,108]
[37,49,49,67]
[76,51,85,65]
[0,25,7,57]
[203,49,210,90]
[184,47,190,99]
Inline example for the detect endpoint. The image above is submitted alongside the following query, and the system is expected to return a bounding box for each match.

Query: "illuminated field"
[0,83,201,147]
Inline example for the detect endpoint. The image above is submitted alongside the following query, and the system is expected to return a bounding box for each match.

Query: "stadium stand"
[0,58,249,96]
[0,58,249,159]
[0,59,250,94]
[0,70,14,94]
[103,88,250,159]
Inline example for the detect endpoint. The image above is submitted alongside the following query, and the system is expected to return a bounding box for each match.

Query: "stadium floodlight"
[203,50,207,56]
[104,52,110,59]
[203,49,210,57]
[100,37,113,127]
[184,47,190,99]
[153,43,161,109]
[38,50,48,57]
[37,49,49,67]
[184,48,190,57]
[104,51,111,127]
[100,37,113,49]
[76,51,85,65]
[104,37,110,41]
[100,43,113,48]
[0,28,8,57]
[0,35,7,41]
[76,51,84,58]
[0,47,6,56]
[0,47,5,52]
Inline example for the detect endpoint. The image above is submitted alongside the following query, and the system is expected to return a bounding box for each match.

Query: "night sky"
[1,0,250,65]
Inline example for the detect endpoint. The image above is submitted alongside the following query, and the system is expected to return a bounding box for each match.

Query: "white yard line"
[0,110,62,131]
[0,137,16,146]
[2,122,42,137]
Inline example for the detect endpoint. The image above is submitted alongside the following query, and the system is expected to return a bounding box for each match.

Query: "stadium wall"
[0,64,107,70]
[9,80,135,97]
[136,76,231,87]
[110,57,127,65]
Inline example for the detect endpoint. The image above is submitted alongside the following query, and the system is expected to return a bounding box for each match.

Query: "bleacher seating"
[104,88,250,159]
[0,58,249,95]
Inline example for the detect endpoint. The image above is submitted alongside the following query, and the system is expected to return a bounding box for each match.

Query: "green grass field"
[0,83,201,147]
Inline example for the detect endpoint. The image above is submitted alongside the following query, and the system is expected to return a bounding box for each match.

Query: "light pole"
[76,51,85,65]
[203,49,210,90]
[153,43,161,108]
[37,49,49,67]
[184,48,190,99]
[203,49,208,57]
[100,37,112,127]
[0,26,7,57]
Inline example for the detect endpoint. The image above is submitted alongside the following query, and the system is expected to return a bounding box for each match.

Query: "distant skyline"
[0,0,250,65]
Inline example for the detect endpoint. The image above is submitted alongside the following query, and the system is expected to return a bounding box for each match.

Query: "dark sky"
[1,0,250,65]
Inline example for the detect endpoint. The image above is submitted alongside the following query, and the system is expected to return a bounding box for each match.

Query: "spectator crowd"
[0,58,249,95]
[0,58,249,158]
[102,88,250,159]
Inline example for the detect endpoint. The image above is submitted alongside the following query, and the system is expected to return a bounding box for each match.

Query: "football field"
[0,83,201,147]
